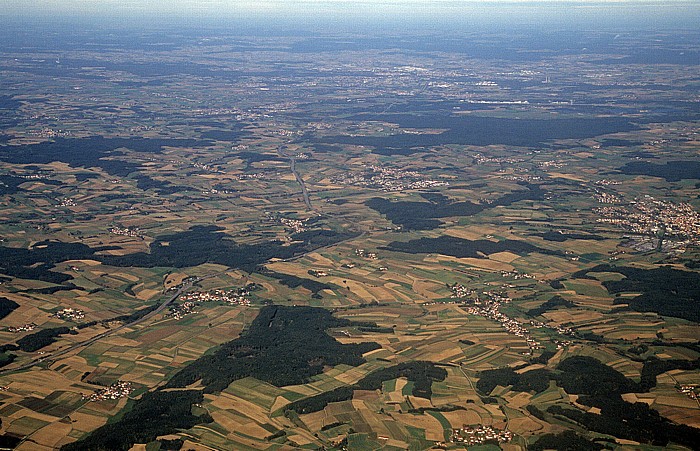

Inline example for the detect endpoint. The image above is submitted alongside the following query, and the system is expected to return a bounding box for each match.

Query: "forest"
[0,296,18,320]
[102,226,358,273]
[366,183,545,230]
[575,265,700,322]
[383,235,556,259]
[165,305,380,392]
[63,306,381,450]
[526,295,575,317]
[478,356,700,448]
[0,226,357,287]
[61,390,208,451]
[16,326,73,352]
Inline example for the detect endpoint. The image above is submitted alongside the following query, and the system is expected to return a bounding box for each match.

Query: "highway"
[290,157,313,210]
[278,147,313,211]
[0,277,204,375]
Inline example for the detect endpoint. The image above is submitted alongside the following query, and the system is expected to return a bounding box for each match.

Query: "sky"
[2,1,698,30]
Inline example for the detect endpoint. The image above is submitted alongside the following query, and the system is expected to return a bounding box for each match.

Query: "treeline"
[530,430,608,451]
[639,357,700,391]
[1,305,160,356]
[357,326,394,333]
[476,368,552,395]
[526,295,574,317]
[619,160,700,182]
[108,304,160,324]
[573,265,700,322]
[366,184,544,230]
[548,395,700,448]
[259,269,331,294]
[165,305,379,392]
[102,226,358,273]
[61,390,209,451]
[0,352,16,368]
[0,241,106,284]
[478,356,700,448]
[0,226,357,288]
[64,306,380,450]
[0,297,19,320]
[0,136,205,179]
[285,361,448,414]
[17,326,73,352]
[477,356,641,396]
[382,235,557,259]
[534,231,605,242]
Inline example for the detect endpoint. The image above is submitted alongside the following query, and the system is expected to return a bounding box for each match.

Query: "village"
[449,424,513,446]
[595,195,700,249]
[179,287,252,306]
[83,381,133,402]
[7,323,37,333]
[51,308,85,321]
[109,226,141,238]
[333,165,448,192]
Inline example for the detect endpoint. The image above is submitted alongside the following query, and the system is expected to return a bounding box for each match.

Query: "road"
[0,210,363,374]
[0,277,205,375]
[290,157,313,210]
[278,147,313,211]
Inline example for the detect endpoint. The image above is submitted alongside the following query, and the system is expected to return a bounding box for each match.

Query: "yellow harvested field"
[67,259,102,266]
[508,416,546,435]
[432,255,514,272]
[393,413,444,441]
[206,393,270,425]
[111,272,140,282]
[653,394,699,408]
[489,252,521,263]
[66,411,109,432]
[270,396,290,412]
[505,392,532,409]
[411,279,444,300]
[444,229,491,240]
[24,422,73,449]
[136,288,161,300]
[234,420,272,438]
[442,409,483,427]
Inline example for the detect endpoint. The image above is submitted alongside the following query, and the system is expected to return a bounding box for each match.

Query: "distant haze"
[3,1,699,31]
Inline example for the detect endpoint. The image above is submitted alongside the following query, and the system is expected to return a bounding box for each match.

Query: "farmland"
[0,13,699,451]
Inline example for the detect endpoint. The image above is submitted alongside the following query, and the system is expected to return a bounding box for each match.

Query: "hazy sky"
[5,0,698,14]
[3,1,698,30]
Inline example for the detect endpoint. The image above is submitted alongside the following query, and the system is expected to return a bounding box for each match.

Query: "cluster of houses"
[333,165,448,192]
[449,425,513,445]
[499,270,535,280]
[450,283,475,299]
[237,172,268,180]
[51,308,85,321]
[594,192,621,204]
[596,195,700,248]
[83,381,133,402]
[109,226,141,237]
[168,302,198,320]
[465,291,542,356]
[678,385,698,400]
[58,197,76,207]
[279,217,307,234]
[529,319,573,349]
[165,276,200,293]
[354,249,378,259]
[180,288,251,306]
[8,323,37,333]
